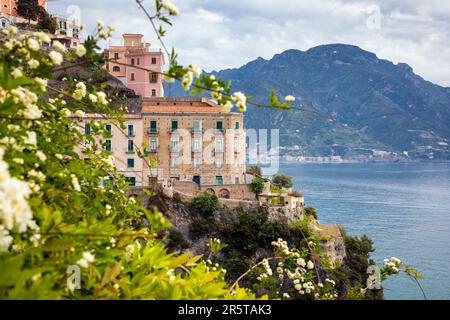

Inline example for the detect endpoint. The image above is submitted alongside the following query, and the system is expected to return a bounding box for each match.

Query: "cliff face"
[318,225,347,265]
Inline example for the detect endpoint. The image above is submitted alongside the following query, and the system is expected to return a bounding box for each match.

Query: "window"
[130,73,135,81]
[84,124,91,135]
[150,138,158,151]
[151,72,158,83]
[215,176,223,186]
[216,158,223,169]
[194,158,201,168]
[151,57,157,64]
[105,124,112,135]
[171,121,178,132]
[112,66,120,72]
[235,121,240,129]
[127,158,135,168]
[193,120,201,132]
[193,139,201,152]
[235,138,240,151]
[216,139,223,152]
[235,177,240,184]
[151,89,157,97]
[171,139,178,151]
[170,157,177,169]
[104,139,112,152]
[127,124,134,136]
[216,121,223,132]
[131,58,135,65]
[126,177,136,187]
[149,121,157,133]
[114,53,119,59]
[127,140,134,153]
[137,58,140,65]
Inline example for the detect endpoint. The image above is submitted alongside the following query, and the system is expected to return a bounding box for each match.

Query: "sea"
[279,162,450,300]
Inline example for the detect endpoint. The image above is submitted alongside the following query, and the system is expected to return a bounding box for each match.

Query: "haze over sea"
[280,162,450,300]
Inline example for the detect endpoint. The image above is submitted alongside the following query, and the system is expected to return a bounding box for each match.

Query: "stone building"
[77,97,246,191]
[141,97,246,186]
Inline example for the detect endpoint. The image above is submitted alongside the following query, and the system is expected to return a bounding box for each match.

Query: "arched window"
[112,66,121,72]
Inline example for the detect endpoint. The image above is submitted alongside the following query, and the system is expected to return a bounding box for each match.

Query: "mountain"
[165,44,450,160]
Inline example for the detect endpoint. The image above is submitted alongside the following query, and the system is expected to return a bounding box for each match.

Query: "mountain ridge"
[165,43,450,160]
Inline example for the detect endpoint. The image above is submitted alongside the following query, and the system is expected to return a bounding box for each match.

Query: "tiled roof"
[142,97,224,113]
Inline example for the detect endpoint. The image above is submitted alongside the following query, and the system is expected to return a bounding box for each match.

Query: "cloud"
[48,0,450,87]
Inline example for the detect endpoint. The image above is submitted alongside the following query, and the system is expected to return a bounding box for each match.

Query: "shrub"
[290,218,314,240]
[272,173,293,189]
[221,212,290,252]
[247,164,262,176]
[167,229,189,250]
[191,192,221,218]
[304,206,318,219]
[250,177,265,195]
[189,216,216,239]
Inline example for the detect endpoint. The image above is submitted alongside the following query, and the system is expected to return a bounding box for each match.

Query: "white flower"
[285,95,296,103]
[307,260,314,270]
[105,205,112,216]
[27,38,40,51]
[7,25,18,35]
[77,251,95,268]
[23,104,42,120]
[283,293,290,299]
[70,174,81,192]
[74,110,85,118]
[0,226,13,252]
[161,0,179,16]
[72,82,87,101]
[181,71,194,91]
[188,64,202,78]
[88,94,98,103]
[25,131,37,146]
[35,151,47,162]
[223,101,233,113]
[35,32,51,43]
[296,258,306,268]
[49,51,63,65]
[231,92,247,112]
[96,92,108,105]
[53,41,66,53]
[11,68,23,78]
[125,244,135,261]
[75,44,87,57]
[97,20,104,28]
[61,108,71,117]
[28,59,40,69]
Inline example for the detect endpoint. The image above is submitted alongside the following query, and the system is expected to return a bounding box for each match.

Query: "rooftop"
[142,97,227,114]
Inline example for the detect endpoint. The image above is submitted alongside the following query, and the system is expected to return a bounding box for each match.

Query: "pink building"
[106,34,164,98]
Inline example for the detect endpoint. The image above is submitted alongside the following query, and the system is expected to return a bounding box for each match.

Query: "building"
[141,97,246,186]
[52,14,81,48]
[77,97,246,191]
[105,34,164,98]
[0,0,47,28]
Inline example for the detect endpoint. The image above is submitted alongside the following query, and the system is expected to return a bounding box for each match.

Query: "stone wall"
[172,180,257,201]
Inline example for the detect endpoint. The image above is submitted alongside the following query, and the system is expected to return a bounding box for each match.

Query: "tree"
[37,9,57,34]
[250,177,266,196]
[192,192,221,218]
[247,164,262,176]
[272,173,293,189]
[17,0,40,25]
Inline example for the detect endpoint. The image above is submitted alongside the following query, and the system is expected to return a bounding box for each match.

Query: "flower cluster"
[161,0,179,16]
[0,147,36,251]
[384,257,402,274]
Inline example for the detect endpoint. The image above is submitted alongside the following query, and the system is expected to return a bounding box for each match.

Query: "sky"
[48,0,450,87]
